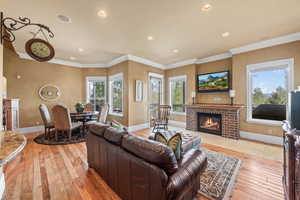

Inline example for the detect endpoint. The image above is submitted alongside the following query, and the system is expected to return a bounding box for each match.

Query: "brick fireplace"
[186,104,242,139]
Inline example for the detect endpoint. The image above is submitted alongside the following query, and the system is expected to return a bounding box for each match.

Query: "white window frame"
[109,73,124,117]
[86,76,107,109]
[169,75,187,115]
[246,58,294,126]
[148,72,164,105]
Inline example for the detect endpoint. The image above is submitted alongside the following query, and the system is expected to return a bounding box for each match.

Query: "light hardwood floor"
[4,129,284,200]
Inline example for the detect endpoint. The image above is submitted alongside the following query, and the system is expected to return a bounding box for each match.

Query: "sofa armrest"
[166,149,207,200]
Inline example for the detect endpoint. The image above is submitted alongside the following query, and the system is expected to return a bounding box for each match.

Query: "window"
[86,77,106,111]
[109,73,123,116]
[247,59,294,125]
[169,75,187,114]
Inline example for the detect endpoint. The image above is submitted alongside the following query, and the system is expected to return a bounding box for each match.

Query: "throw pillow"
[111,120,127,132]
[154,132,182,160]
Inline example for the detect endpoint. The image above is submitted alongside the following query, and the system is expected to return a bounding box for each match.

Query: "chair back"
[39,104,52,126]
[98,103,109,123]
[84,103,94,112]
[158,105,171,123]
[52,104,72,130]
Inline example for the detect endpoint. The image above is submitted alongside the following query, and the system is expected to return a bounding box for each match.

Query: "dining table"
[70,111,99,132]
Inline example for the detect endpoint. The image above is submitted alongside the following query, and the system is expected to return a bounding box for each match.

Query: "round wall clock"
[25,38,55,62]
[39,84,61,102]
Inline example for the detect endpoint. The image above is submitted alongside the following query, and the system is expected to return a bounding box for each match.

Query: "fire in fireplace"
[198,113,222,135]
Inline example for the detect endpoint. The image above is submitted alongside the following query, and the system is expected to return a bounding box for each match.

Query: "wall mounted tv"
[197,71,230,93]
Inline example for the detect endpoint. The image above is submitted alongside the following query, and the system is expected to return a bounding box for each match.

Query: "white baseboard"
[240,131,282,145]
[127,123,150,132]
[169,120,186,128]
[16,126,44,134]
[0,168,5,200]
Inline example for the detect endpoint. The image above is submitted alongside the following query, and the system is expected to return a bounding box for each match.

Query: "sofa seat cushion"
[89,123,110,137]
[104,127,128,145]
[122,135,178,175]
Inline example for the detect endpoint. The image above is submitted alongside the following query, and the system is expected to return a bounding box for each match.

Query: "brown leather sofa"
[86,123,207,200]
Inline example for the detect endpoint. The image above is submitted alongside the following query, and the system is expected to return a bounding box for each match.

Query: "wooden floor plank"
[4,131,284,200]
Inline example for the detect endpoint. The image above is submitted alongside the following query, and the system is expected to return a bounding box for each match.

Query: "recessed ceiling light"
[70,56,76,60]
[147,36,154,41]
[57,15,71,23]
[201,3,212,12]
[173,49,179,53]
[78,48,84,52]
[97,10,107,18]
[222,32,230,37]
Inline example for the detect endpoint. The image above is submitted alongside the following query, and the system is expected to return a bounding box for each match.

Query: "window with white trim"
[109,73,123,116]
[247,59,294,125]
[169,75,187,114]
[86,77,106,111]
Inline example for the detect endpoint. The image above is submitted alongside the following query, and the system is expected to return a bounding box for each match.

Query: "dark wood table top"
[70,111,99,117]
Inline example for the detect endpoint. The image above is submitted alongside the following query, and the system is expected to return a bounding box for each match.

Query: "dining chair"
[152,105,171,133]
[85,104,109,131]
[52,104,81,141]
[39,104,55,140]
[84,103,94,112]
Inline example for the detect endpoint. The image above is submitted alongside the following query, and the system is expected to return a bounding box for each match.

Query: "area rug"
[198,149,242,200]
[34,130,86,145]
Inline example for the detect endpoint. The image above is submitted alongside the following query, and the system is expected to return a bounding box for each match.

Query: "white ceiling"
[2,0,300,65]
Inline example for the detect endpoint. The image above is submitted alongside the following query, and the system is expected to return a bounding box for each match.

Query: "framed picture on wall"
[135,80,143,102]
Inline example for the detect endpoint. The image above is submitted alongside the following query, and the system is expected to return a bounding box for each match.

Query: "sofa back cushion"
[89,123,110,137]
[122,135,178,175]
[104,127,128,145]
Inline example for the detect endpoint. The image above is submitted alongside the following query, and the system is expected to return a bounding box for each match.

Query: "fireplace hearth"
[198,113,222,135]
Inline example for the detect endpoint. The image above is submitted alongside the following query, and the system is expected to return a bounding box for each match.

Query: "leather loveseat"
[86,123,207,200]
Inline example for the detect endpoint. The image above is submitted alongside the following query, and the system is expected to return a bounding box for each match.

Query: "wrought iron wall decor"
[0,11,55,62]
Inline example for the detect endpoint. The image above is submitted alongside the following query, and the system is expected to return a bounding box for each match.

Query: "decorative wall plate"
[39,84,60,101]
[25,38,55,62]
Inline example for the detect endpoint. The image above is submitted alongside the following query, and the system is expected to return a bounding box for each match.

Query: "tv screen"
[197,71,230,93]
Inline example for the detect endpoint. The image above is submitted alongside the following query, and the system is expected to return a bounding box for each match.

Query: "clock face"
[25,38,55,62]
[30,42,51,58]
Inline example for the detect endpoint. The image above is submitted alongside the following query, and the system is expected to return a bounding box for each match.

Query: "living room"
[1,0,300,199]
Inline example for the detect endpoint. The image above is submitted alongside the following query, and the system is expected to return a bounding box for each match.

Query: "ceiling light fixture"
[147,36,154,41]
[97,10,107,18]
[78,48,84,52]
[57,15,72,23]
[201,3,212,12]
[173,49,179,53]
[222,32,230,37]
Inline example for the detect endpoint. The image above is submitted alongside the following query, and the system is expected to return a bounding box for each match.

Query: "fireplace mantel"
[186,104,243,139]
[186,104,244,111]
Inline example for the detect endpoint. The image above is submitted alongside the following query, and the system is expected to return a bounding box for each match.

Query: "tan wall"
[128,61,164,126]
[3,48,82,128]
[196,58,232,104]
[0,44,3,131]
[165,64,196,122]
[107,61,129,126]
[232,41,300,137]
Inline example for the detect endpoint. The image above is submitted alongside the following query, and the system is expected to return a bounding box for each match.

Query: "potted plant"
[75,103,85,113]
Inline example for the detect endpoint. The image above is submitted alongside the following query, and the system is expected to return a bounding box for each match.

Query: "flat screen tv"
[197,71,230,93]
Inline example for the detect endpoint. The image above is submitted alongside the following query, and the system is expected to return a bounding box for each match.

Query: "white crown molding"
[127,55,165,69]
[196,52,232,64]
[165,58,197,69]
[16,32,300,70]
[81,63,108,68]
[230,32,300,55]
